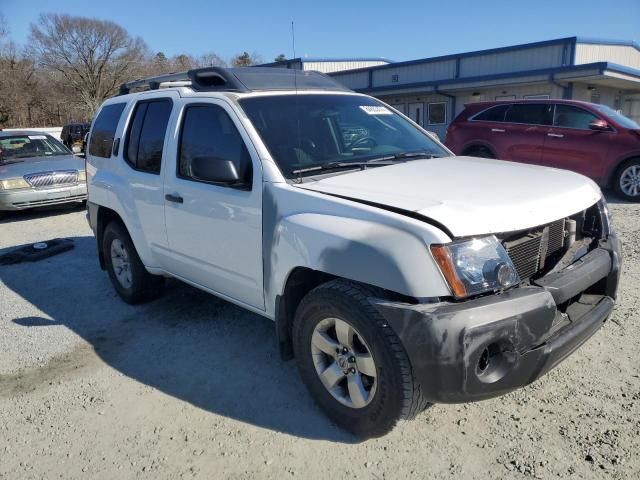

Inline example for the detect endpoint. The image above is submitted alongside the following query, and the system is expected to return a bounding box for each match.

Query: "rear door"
[499,103,553,164]
[162,98,264,310]
[541,104,612,179]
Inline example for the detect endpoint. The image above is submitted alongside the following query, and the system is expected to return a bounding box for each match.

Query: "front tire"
[614,158,640,202]
[465,146,495,159]
[292,279,428,438]
[103,221,164,304]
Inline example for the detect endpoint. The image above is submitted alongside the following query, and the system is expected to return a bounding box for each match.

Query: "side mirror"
[589,119,611,132]
[191,156,244,185]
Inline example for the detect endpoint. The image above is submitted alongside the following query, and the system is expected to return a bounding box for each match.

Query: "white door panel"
[162,98,264,310]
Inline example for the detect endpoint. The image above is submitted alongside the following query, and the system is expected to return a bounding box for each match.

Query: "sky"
[2,0,639,63]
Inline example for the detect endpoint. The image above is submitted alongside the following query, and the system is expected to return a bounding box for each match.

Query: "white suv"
[86,67,621,438]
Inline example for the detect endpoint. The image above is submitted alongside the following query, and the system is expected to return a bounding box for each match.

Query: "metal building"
[259,57,391,74]
[325,37,640,139]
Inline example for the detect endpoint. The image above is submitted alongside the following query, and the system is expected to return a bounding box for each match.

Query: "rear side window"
[125,99,173,174]
[504,104,553,125]
[554,105,598,130]
[178,104,252,186]
[472,105,509,122]
[89,103,126,158]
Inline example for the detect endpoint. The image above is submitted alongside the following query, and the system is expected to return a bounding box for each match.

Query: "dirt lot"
[0,197,638,480]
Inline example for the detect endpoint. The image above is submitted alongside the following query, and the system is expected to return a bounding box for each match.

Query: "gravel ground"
[0,196,638,480]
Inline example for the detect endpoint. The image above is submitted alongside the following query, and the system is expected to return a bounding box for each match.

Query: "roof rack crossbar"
[118,66,351,95]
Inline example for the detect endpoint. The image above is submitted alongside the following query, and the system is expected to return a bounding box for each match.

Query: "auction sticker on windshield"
[28,135,48,140]
[360,105,393,115]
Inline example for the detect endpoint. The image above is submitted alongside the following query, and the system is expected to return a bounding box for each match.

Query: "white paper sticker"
[359,105,393,115]
[28,135,47,140]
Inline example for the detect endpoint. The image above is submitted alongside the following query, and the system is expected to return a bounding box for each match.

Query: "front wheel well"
[96,206,125,270]
[275,268,418,361]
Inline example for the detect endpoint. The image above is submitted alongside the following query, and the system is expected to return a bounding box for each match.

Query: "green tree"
[232,51,263,67]
[274,54,287,62]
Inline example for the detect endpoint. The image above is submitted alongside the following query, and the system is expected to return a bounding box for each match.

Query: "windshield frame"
[0,133,73,163]
[237,92,450,180]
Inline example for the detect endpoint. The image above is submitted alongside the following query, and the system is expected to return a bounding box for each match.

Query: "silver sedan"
[0,131,87,211]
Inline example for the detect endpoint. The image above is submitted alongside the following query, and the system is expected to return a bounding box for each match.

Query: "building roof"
[259,57,393,67]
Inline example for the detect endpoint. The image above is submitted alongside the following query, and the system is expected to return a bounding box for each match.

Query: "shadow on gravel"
[3,236,354,443]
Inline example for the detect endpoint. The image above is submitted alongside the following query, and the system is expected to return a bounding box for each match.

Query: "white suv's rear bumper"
[0,183,87,211]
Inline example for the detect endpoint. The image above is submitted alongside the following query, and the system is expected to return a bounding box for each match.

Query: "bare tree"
[196,52,227,68]
[28,14,147,115]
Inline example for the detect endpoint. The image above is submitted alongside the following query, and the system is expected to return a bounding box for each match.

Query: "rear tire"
[613,158,640,202]
[103,221,164,304]
[292,279,429,438]
[465,146,495,159]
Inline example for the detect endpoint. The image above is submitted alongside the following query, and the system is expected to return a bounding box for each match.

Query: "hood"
[297,156,602,238]
[0,154,84,178]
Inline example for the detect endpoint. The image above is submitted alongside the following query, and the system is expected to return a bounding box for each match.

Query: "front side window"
[239,94,448,179]
[553,105,598,130]
[125,99,172,173]
[0,134,71,163]
[504,103,553,125]
[178,104,252,186]
[89,103,126,158]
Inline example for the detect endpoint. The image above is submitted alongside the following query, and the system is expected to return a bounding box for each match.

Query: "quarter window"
[89,103,126,158]
[472,105,509,122]
[124,99,173,174]
[178,104,252,186]
[504,103,553,125]
[553,105,598,130]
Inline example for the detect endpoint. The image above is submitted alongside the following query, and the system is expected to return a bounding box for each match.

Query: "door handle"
[491,128,505,133]
[547,133,564,138]
[165,193,183,204]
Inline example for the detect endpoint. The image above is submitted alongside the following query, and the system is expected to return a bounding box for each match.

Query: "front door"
[541,104,612,179]
[162,99,264,310]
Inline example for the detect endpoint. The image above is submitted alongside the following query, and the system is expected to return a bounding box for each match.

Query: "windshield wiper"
[0,159,25,165]
[291,160,395,176]
[367,150,443,163]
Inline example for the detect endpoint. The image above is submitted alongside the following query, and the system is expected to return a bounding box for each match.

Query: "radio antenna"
[291,21,297,58]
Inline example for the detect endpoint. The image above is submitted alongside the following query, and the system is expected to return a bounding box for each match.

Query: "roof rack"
[118,66,351,95]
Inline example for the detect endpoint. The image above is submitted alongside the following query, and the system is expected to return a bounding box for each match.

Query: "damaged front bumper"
[373,233,622,403]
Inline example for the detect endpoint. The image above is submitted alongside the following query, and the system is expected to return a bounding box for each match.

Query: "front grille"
[503,219,565,280]
[24,170,78,188]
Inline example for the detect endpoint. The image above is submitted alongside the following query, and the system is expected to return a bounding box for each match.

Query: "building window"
[523,94,550,100]
[391,74,399,83]
[495,95,516,101]
[428,102,447,125]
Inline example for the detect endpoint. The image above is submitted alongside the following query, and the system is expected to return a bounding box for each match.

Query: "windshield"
[0,134,72,163]
[592,104,640,129]
[239,94,448,178]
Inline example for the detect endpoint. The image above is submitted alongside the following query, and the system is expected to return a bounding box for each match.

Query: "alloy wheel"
[620,165,640,197]
[310,317,377,408]
[110,239,132,289]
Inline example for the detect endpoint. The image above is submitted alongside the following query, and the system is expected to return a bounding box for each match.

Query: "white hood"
[297,156,602,237]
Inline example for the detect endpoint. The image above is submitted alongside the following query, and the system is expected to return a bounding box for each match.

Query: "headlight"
[430,236,520,299]
[0,177,30,190]
[77,170,87,182]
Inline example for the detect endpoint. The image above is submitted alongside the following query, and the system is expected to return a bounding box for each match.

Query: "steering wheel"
[349,136,377,150]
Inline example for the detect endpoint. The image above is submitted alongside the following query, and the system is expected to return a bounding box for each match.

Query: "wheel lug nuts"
[342,347,348,354]
[335,348,341,354]
[350,368,356,374]
[349,356,356,363]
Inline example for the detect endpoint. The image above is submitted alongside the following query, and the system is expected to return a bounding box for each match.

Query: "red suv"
[446,99,640,201]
